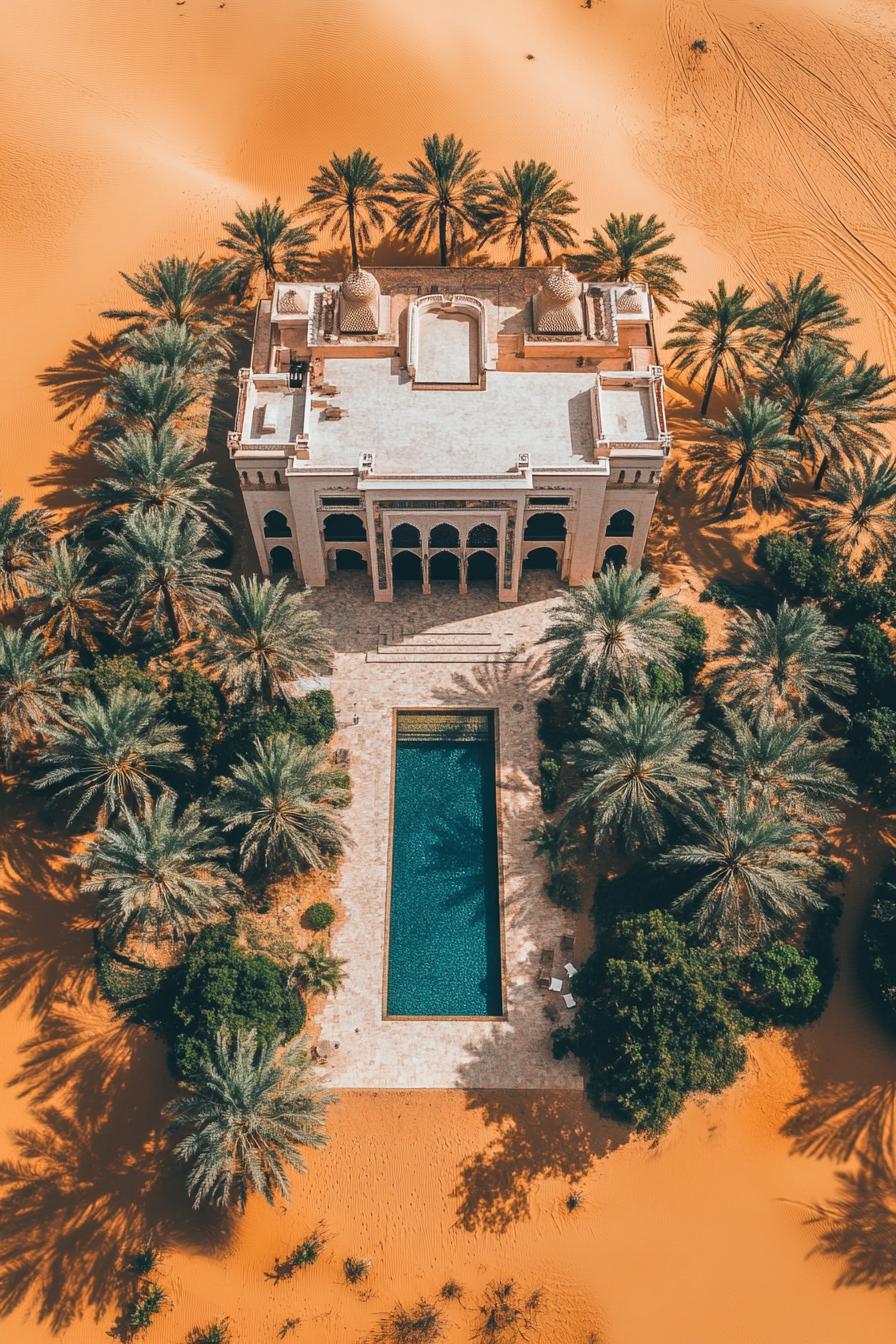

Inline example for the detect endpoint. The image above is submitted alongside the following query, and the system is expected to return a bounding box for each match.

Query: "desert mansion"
[229,265,671,602]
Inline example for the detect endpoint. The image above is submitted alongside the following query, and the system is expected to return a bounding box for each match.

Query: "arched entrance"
[606,509,635,538]
[467,550,497,584]
[602,545,628,571]
[334,549,367,572]
[263,509,292,538]
[392,550,423,583]
[523,546,559,571]
[429,522,460,549]
[428,550,460,583]
[323,512,367,541]
[391,522,421,548]
[467,522,498,548]
[524,511,566,541]
[269,545,295,574]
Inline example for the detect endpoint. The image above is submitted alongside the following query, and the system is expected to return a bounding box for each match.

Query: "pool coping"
[381,705,509,1023]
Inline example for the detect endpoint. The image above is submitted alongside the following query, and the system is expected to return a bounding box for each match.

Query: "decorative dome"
[341,267,380,303]
[277,288,306,315]
[542,266,580,304]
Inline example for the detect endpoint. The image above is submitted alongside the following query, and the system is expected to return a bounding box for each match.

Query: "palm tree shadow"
[803,1146,896,1291]
[37,332,123,424]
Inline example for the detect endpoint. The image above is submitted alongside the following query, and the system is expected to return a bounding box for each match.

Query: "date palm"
[204,576,332,703]
[766,341,896,487]
[541,567,679,697]
[713,600,854,717]
[712,706,852,830]
[806,446,896,569]
[103,363,204,437]
[102,255,232,331]
[82,795,238,946]
[665,281,765,417]
[391,133,488,265]
[167,1027,332,1210]
[123,320,222,388]
[0,496,51,607]
[104,508,224,642]
[0,629,68,760]
[84,428,220,526]
[691,396,798,517]
[301,149,395,270]
[293,940,347,997]
[21,540,107,654]
[36,686,184,823]
[569,212,685,314]
[476,160,577,267]
[214,734,349,874]
[568,697,709,852]
[661,787,825,951]
[219,197,316,294]
[762,270,857,364]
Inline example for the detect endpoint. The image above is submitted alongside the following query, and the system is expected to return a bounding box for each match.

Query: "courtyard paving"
[306,572,586,1089]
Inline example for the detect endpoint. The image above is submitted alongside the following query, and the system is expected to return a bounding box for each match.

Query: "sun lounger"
[563,993,576,1009]
[537,947,554,988]
[560,931,575,956]
[564,962,578,977]
[549,977,564,993]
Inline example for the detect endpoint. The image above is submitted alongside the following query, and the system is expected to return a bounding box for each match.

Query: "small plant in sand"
[269,1224,328,1281]
[565,1188,585,1213]
[343,1255,370,1284]
[126,1244,159,1277]
[187,1321,232,1344]
[375,1297,445,1343]
[691,37,708,52]
[473,1281,543,1342]
[277,1320,302,1341]
[439,1279,463,1301]
[124,1281,168,1336]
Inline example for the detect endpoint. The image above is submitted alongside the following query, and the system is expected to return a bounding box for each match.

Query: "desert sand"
[1,0,895,1340]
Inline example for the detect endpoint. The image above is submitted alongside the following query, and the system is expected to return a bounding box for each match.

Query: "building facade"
[229,266,671,602]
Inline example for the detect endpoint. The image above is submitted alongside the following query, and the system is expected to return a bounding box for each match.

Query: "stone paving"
[306,572,586,1089]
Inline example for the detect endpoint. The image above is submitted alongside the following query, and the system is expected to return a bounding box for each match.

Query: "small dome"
[341,267,379,303]
[277,288,306,315]
[542,267,579,304]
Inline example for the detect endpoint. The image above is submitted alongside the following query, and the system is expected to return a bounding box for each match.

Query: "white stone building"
[229,265,671,602]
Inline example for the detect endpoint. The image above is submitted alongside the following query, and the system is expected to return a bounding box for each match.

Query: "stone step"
[365,650,525,664]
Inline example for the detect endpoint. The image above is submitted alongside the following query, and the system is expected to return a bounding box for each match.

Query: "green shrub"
[834,570,896,625]
[343,1256,370,1284]
[79,654,160,698]
[270,1225,328,1280]
[169,925,305,1078]
[864,862,896,1030]
[284,689,336,745]
[674,608,708,690]
[212,690,337,772]
[852,707,896,806]
[167,665,224,759]
[328,767,352,806]
[554,910,746,1134]
[646,663,685,701]
[305,901,335,931]
[187,1322,231,1344]
[849,622,896,708]
[741,941,822,1026]
[756,533,838,601]
[539,752,562,812]
[126,1281,167,1335]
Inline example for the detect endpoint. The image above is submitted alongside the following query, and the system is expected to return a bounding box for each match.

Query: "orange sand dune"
[1,1,896,1341]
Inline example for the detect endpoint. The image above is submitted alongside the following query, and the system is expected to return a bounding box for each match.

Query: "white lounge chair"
[563,993,576,1009]
[564,962,578,977]
[549,977,564,993]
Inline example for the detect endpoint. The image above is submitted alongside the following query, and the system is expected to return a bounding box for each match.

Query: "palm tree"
[301,149,395,269]
[691,396,798,517]
[104,508,224,642]
[527,819,576,874]
[0,496,51,607]
[82,795,238,946]
[219,197,316,294]
[762,271,857,364]
[36,686,184,823]
[665,281,765,417]
[123,320,222,387]
[766,341,896,486]
[540,567,679,696]
[214,734,349,874]
[391,133,488,265]
[21,539,107,653]
[660,788,825,951]
[712,706,852,830]
[204,576,332,703]
[806,447,896,569]
[83,428,220,525]
[476,160,577,267]
[103,363,204,437]
[567,698,709,852]
[713,600,855,716]
[569,212,685,313]
[293,940,347,996]
[102,255,232,331]
[0,629,68,760]
[167,1027,332,1210]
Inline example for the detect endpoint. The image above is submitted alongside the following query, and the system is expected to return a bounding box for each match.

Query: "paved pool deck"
[306,572,586,1089]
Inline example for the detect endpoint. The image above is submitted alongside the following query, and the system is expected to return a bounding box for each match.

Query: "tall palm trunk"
[347,199,359,270]
[438,205,448,266]
[163,585,183,643]
[518,224,529,268]
[723,461,749,518]
[814,454,830,489]
[700,358,720,418]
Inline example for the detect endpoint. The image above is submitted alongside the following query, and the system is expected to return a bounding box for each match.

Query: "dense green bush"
[852,707,896,806]
[304,901,335,931]
[78,654,160,698]
[167,665,224,760]
[212,690,336,772]
[539,752,562,812]
[168,924,305,1077]
[755,533,839,602]
[848,622,896,708]
[864,862,896,1030]
[674,608,708,691]
[553,910,747,1134]
[834,569,896,625]
[741,941,822,1027]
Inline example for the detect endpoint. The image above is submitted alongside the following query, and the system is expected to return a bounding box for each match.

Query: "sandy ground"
[1,0,896,1339]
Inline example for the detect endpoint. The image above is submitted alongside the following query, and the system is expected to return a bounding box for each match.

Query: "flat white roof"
[308,358,598,473]
[598,385,657,441]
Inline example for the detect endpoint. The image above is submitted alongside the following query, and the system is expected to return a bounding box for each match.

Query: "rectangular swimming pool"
[386,710,503,1018]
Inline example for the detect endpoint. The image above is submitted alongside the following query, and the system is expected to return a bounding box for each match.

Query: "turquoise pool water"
[386,712,503,1017]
